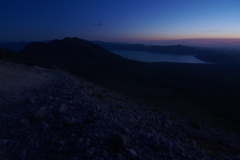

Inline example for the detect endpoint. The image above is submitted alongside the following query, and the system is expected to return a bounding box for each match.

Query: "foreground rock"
[0,61,240,160]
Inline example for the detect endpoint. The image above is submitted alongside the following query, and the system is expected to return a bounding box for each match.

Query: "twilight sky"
[1,0,240,47]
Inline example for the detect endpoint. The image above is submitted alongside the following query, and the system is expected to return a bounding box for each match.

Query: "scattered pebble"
[0,63,239,160]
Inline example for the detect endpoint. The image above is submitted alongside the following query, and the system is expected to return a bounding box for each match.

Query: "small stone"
[121,127,131,134]
[101,150,108,157]
[79,138,83,143]
[58,104,67,113]
[20,118,30,125]
[35,107,47,120]
[0,139,8,146]
[29,98,35,104]
[51,145,63,152]
[69,100,74,105]
[62,116,76,125]
[234,155,240,160]
[143,134,151,140]
[84,116,95,124]
[148,137,159,148]
[42,122,49,130]
[110,133,128,151]
[163,140,172,151]
[93,157,104,160]
[113,153,124,159]
[174,142,184,153]
[86,138,90,144]
[192,140,197,148]
[85,148,96,158]
[127,148,138,159]
[22,150,27,156]
[48,106,54,110]
[95,133,99,138]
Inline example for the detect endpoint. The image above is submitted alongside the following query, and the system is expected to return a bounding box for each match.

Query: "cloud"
[93,20,105,26]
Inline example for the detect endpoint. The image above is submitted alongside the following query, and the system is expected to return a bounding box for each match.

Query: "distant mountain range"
[0,40,50,52]
[92,41,239,64]
[1,39,239,64]
[1,37,240,133]
[0,41,30,52]
[92,41,198,55]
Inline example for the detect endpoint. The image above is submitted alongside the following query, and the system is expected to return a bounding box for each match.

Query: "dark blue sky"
[1,0,240,47]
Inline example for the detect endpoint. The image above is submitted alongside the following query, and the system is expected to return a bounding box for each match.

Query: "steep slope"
[20,37,129,66]
[0,61,240,160]
[19,37,135,80]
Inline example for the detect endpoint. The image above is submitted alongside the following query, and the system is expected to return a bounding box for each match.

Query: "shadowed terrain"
[1,61,239,160]
[3,37,240,134]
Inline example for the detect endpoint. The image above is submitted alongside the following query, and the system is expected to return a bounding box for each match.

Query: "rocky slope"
[0,61,240,160]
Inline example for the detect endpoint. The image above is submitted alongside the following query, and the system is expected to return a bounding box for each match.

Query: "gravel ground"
[0,61,240,160]
[0,61,60,113]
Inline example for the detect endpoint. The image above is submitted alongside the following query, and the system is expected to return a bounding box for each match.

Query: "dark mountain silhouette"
[20,37,127,64]
[0,49,6,60]
[17,37,240,133]
[19,37,135,79]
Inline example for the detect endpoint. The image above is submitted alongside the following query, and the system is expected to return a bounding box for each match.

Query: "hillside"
[19,37,136,81]
[17,37,240,134]
[0,60,240,160]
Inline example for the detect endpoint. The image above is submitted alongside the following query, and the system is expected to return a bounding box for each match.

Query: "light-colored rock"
[110,133,128,151]
[0,139,8,146]
[127,148,138,159]
[85,147,96,158]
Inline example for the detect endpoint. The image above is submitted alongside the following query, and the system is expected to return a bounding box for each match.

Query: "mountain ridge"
[92,41,239,64]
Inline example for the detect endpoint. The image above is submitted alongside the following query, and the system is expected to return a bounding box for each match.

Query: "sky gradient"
[1,0,240,47]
